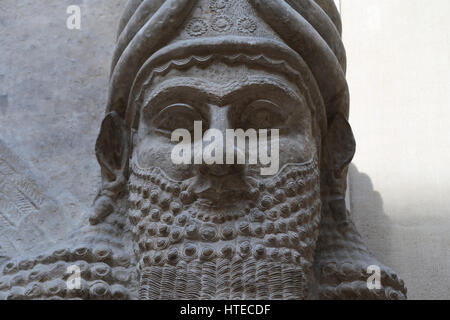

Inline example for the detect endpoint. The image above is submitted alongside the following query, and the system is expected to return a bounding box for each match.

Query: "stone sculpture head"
[91,0,406,299]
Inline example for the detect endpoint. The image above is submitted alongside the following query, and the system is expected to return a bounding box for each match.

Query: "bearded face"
[127,63,322,299]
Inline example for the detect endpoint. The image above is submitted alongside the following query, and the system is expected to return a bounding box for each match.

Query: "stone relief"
[0,0,407,300]
[0,139,69,266]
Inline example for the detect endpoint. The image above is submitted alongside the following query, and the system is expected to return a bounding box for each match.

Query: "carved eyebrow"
[221,78,303,106]
[143,75,303,111]
[153,103,198,121]
[144,78,218,103]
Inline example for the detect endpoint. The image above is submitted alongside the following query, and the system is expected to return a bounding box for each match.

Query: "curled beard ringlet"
[127,157,321,300]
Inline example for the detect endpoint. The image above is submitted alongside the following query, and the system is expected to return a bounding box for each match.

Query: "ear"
[321,113,356,206]
[95,112,129,182]
[92,112,129,225]
[325,113,356,175]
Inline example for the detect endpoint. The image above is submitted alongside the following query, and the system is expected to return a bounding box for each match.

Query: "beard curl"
[127,158,322,299]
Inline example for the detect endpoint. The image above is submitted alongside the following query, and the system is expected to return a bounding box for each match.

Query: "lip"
[195,188,244,202]
[189,174,251,202]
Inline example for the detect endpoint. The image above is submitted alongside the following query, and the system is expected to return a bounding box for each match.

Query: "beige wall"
[340,0,450,299]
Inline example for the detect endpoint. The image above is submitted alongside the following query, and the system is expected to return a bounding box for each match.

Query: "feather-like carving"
[0,139,63,261]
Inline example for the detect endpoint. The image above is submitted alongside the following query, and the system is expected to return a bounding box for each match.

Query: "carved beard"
[127,159,321,300]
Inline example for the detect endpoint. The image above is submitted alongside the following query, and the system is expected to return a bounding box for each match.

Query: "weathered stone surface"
[0,0,406,300]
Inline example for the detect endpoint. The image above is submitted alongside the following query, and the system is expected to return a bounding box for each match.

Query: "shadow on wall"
[348,164,396,270]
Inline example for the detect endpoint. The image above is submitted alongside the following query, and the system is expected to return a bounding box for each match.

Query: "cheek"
[278,134,315,165]
[135,136,194,181]
[279,109,316,165]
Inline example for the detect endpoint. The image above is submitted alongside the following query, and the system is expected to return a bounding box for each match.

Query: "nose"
[199,146,247,177]
[196,105,246,177]
[199,162,245,177]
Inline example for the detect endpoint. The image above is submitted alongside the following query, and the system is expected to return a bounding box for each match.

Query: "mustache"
[129,157,318,203]
[186,173,254,200]
[185,159,318,196]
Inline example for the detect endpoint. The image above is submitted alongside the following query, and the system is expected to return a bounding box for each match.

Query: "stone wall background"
[0,0,125,224]
[0,0,448,299]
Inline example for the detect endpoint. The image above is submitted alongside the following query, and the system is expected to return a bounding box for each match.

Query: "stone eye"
[151,103,203,136]
[240,100,285,130]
